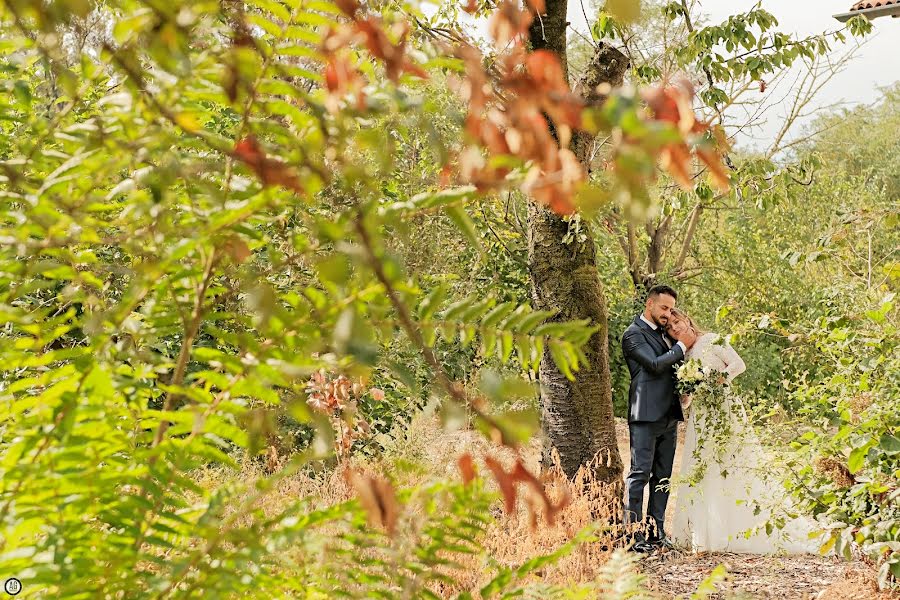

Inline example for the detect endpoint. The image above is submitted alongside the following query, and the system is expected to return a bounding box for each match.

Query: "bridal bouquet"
[676,358,708,395]
[675,359,733,486]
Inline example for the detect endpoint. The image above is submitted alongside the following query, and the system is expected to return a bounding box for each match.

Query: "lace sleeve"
[715,338,746,382]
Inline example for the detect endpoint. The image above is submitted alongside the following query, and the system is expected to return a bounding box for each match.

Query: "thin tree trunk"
[528,0,629,483]
[674,203,703,274]
[645,215,671,286]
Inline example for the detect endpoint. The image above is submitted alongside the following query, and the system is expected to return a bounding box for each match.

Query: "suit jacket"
[622,315,685,423]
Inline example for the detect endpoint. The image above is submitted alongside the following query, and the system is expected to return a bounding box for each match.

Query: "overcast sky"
[565,0,900,151]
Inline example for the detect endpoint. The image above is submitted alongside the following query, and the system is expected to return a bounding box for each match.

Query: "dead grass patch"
[186,413,890,598]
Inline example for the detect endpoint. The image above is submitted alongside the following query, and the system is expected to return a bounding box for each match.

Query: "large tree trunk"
[527,0,629,483]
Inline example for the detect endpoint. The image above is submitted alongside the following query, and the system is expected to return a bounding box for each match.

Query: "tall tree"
[527,0,628,483]
[594,1,869,295]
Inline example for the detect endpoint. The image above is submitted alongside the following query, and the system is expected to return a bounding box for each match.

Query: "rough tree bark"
[527,0,629,483]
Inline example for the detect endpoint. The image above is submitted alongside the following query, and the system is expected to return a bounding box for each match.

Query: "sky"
[563,0,900,152]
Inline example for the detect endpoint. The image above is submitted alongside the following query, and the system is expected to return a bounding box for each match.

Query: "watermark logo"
[3,578,21,596]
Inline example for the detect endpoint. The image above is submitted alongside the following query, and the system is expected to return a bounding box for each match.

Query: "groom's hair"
[647,285,677,301]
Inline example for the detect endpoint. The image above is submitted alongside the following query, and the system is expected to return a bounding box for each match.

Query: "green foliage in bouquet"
[675,357,733,486]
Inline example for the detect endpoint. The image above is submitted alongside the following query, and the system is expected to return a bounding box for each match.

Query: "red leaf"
[355,18,428,82]
[234,136,264,164]
[488,1,533,47]
[347,470,400,536]
[324,56,358,93]
[510,461,569,526]
[439,164,453,187]
[525,50,568,94]
[334,0,360,17]
[484,455,570,525]
[484,456,517,513]
[458,453,477,485]
[641,81,730,193]
[524,0,546,14]
[696,146,730,191]
[233,136,304,195]
[221,235,251,264]
[642,80,697,134]
[660,143,694,191]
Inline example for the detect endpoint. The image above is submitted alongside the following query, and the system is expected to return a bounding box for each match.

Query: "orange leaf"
[524,0,546,14]
[221,235,251,264]
[458,453,477,485]
[355,18,427,82]
[484,456,517,513]
[348,471,400,536]
[525,50,568,94]
[697,147,730,191]
[511,460,570,526]
[233,136,304,195]
[334,0,360,17]
[660,143,694,191]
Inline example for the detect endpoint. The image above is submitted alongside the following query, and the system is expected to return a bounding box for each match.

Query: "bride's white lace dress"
[671,332,822,553]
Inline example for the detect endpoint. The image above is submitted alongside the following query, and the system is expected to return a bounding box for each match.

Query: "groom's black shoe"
[626,532,655,554]
[650,535,675,551]
[645,523,676,551]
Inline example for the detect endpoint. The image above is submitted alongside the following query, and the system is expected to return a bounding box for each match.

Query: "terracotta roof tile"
[851,0,900,10]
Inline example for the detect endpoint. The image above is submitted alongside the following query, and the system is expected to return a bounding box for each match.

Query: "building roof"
[851,1,899,10]
[834,0,900,21]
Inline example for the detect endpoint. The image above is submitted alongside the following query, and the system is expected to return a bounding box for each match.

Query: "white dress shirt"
[640,314,688,353]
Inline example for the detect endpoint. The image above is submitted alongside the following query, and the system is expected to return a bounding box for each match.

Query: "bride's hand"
[680,394,693,410]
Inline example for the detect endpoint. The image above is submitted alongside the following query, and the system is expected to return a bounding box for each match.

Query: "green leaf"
[880,434,900,455]
[847,446,868,474]
[418,284,448,322]
[445,204,480,250]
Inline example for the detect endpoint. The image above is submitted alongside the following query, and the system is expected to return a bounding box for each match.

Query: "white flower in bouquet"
[677,359,706,385]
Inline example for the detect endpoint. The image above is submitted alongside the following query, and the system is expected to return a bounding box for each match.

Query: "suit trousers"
[625,418,678,535]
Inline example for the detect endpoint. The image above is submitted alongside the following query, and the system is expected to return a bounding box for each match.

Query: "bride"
[665,309,822,554]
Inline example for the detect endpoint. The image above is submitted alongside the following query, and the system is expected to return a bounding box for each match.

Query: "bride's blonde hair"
[670,308,704,336]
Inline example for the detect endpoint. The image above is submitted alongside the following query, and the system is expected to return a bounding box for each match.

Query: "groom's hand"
[677,329,698,349]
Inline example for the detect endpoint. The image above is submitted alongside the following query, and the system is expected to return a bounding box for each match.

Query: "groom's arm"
[622,330,685,375]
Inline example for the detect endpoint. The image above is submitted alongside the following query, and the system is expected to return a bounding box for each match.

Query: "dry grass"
[190,412,891,598]
[817,568,900,600]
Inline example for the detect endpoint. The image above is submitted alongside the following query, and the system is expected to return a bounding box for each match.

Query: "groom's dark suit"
[622,315,686,538]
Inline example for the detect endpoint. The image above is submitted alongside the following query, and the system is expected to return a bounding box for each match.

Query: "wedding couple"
[622,285,819,554]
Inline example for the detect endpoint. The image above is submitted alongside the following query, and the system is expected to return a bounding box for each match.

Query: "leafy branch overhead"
[418,288,597,377]
[663,2,872,107]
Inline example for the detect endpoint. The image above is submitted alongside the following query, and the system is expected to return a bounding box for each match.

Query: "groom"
[622,285,696,552]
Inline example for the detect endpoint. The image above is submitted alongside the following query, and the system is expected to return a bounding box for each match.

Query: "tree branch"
[674,203,703,272]
[353,214,508,443]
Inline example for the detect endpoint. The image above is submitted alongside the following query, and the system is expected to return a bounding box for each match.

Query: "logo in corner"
[3,578,21,596]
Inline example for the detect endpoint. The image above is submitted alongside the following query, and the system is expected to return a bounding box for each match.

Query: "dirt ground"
[641,550,896,599]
